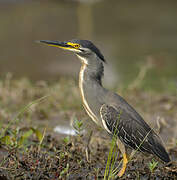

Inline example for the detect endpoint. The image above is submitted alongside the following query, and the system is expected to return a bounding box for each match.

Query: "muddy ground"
[0,76,176,179]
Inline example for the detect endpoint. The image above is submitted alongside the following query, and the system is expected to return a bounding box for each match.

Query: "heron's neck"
[78,59,105,126]
[77,54,104,86]
[79,62,104,86]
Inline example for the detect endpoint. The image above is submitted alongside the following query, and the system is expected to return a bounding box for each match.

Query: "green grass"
[104,110,122,179]
[0,95,49,169]
[104,136,119,180]
[149,159,158,173]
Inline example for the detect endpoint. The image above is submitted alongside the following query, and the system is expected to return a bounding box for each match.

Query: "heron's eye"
[74,44,80,48]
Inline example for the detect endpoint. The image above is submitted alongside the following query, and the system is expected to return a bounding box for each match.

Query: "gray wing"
[100,104,170,162]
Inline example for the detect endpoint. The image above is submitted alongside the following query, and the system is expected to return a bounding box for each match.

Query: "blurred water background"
[0,0,177,92]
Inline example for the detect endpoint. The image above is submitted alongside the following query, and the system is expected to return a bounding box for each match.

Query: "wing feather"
[100,104,154,154]
[100,103,170,162]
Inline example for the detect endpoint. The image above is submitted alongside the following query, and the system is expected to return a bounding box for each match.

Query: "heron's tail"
[151,134,170,163]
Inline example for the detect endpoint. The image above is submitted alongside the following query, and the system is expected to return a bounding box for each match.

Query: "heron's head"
[39,39,105,65]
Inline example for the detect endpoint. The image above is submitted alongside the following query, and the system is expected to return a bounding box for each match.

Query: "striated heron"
[39,39,170,177]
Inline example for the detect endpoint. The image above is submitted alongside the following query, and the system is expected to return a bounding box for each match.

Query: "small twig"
[85,130,93,163]
[156,116,169,134]
[0,166,11,170]
[128,57,153,90]
[38,127,46,152]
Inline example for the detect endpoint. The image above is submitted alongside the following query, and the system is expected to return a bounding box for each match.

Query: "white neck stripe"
[79,64,98,124]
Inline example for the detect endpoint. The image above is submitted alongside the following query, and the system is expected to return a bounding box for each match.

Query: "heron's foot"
[118,153,128,177]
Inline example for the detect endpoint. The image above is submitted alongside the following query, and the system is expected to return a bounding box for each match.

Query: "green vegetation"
[104,110,122,179]
[148,159,158,173]
[72,117,84,135]
[104,136,119,180]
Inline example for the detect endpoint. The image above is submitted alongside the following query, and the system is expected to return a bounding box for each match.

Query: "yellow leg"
[117,139,128,177]
[118,153,128,177]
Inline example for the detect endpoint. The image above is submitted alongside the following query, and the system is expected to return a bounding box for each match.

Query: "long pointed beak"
[38,40,73,50]
[38,40,81,52]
